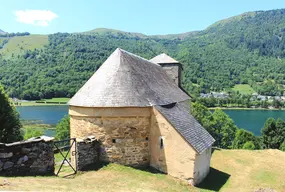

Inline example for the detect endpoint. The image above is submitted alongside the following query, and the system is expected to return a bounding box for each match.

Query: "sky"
[1,0,285,35]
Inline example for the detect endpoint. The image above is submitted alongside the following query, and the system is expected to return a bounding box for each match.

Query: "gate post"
[76,136,100,171]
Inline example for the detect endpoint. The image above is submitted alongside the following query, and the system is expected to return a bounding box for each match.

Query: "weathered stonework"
[159,64,182,87]
[76,137,100,170]
[69,106,212,185]
[0,137,54,176]
[70,107,151,166]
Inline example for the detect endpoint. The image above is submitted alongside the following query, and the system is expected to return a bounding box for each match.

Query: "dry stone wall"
[0,136,54,176]
[76,137,100,170]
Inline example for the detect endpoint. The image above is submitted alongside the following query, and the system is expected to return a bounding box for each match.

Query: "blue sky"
[1,0,285,35]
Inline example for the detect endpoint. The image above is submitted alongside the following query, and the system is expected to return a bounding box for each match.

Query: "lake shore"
[208,107,284,110]
[15,102,68,106]
[12,97,70,106]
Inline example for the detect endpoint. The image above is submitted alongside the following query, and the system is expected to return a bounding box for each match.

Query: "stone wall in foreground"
[76,136,100,170]
[0,136,54,176]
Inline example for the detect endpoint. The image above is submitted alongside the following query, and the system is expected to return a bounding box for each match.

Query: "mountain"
[1,8,285,99]
[83,28,198,40]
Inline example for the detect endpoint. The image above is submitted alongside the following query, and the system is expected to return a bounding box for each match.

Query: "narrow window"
[112,139,116,143]
[160,138,164,149]
[145,137,149,141]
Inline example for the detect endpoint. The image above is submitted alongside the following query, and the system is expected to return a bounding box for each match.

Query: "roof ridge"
[117,48,161,67]
[150,53,179,64]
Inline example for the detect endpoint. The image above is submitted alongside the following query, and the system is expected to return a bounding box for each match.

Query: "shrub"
[262,118,285,149]
[280,140,285,151]
[55,115,70,140]
[0,85,23,143]
[233,129,261,149]
[24,128,44,140]
[242,141,255,150]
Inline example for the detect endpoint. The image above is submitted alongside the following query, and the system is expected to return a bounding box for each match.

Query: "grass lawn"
[1,149,285,191]
[0,35,48,58]
[232,84,255,95]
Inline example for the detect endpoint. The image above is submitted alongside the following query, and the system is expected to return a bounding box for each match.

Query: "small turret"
[150,53,182,88]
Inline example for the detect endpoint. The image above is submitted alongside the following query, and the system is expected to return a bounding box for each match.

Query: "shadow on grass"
[79,162,109,172]
[132,165,165,174]
[196,167,230,191]
[79,162,165,175]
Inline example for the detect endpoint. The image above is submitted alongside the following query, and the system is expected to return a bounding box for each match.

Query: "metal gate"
[53,138,77,176]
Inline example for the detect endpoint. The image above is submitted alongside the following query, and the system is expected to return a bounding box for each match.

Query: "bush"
[233,129,261,149]
[191,102,238,149]
[280,140,285,151]
[242,141,255,150]
[24,128,44,140]
[55,115,70,140]
[261,118,285,149]
[0,85,23,143]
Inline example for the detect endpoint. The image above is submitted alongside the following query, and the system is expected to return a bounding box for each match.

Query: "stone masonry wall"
[71,116,150,166]
[70,107,151,167]
[76,137,100,170]
[159,64,181,87]
[0,136,54,176]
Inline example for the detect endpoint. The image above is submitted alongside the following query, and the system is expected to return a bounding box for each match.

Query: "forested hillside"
[1,9,285,99]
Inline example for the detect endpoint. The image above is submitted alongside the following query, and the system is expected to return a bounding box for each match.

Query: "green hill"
[0,35,48,59]
[2,9,285,99]
[1,149,284,191]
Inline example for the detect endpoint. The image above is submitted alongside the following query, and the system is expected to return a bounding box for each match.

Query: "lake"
[16,105,68,125]
[16,105,68,137]
[223,110,285,135]
[16,106,285,136]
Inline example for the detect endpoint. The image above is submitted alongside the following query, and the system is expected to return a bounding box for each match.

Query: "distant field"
[14,98,70,106]
[1,149,285,191]
[0,35,48,58]
[232,84,255,95]
[39,98,70,103]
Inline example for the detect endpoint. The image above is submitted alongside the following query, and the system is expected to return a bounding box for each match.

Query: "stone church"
[68,48,215,185]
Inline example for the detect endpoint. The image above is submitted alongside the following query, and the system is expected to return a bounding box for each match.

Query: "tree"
[261,118,285,149]
[24,128,44,140]
[0,85,22,143]
[280,140,285,151]
[191,102,238,149]
[190,102,214,137]
[242,141,255,150]
[232,129,260,149]
[211,109,238,148]
[55,115,70,140]
[190,102,212,123]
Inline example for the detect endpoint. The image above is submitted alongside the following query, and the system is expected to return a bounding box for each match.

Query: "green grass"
[22,123,55,129]
[0,35,48,58]
[40,98,70,103]
[13,97,70,106]
[1,149,285,191]
[232,84,255,95]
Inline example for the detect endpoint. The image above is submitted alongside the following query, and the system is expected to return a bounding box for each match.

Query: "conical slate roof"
[69,48,189,107]
[150,53,179,64]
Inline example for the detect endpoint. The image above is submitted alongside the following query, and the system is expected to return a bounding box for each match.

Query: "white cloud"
[14,10,58,27]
